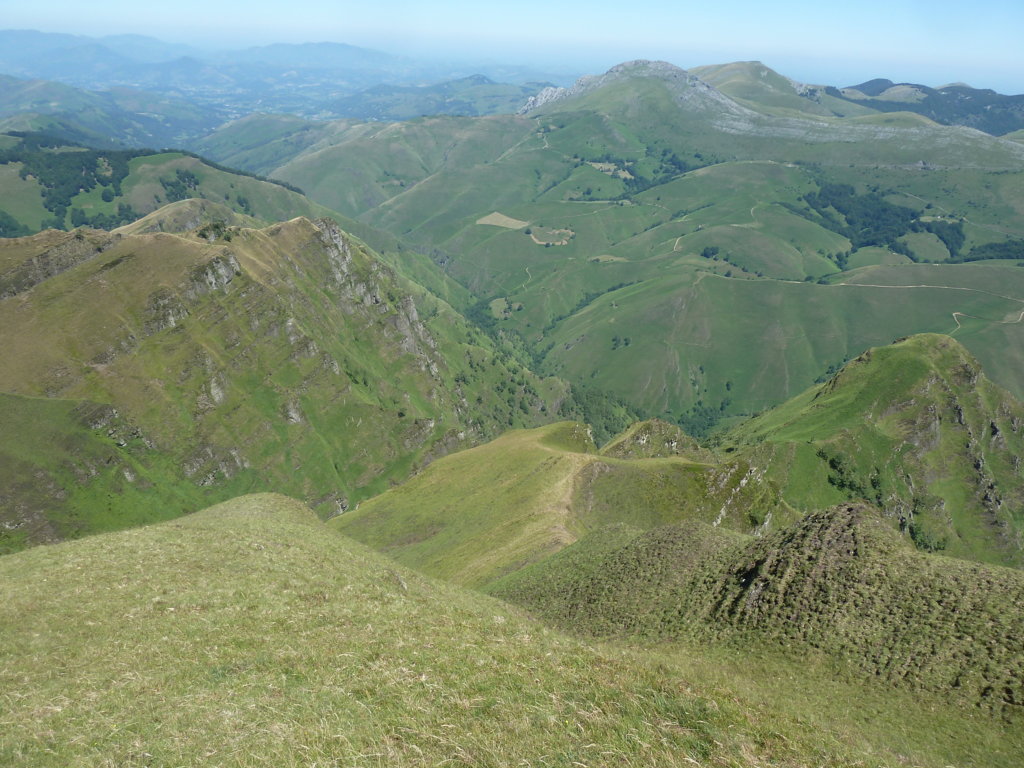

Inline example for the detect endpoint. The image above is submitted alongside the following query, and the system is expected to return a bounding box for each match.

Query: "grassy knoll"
[489,503,1024,718]
[0,493,791,767]
[3,493,1018,767]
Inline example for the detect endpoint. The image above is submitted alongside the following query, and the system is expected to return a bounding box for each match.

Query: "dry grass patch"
[476,211,529,229]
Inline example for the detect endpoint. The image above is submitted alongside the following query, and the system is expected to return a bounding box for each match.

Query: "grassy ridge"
[723,334,1024,567]
[333,421,793,588]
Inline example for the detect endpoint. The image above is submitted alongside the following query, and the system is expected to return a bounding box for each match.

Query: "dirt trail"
[952,309,1024,329]
[542,451,594,548]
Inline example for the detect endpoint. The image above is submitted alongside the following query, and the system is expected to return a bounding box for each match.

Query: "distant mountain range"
[1,30,1023,136]
[0,30,573,120]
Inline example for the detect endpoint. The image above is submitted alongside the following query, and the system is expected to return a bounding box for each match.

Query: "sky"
[2,0,1023,92]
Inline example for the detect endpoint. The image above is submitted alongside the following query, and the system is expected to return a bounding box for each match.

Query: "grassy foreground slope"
[0,493,761,767]
[3,493,1018,768]
[0,215,570,550]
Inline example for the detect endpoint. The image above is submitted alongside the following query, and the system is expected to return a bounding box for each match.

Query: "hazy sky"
[3,0,1023,92]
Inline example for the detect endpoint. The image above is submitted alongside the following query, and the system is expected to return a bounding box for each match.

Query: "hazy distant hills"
[3,29,1024,134]
[331,75,553,120]
[0,73,225,148]
[0,30,573,120]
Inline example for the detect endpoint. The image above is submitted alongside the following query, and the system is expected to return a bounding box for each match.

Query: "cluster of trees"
[0,209,30,237]
[676,401,729,438]
[801,183,918,250]
[792,181,1024,266]
[0,132,145,227]
[160,169,200,202]
[558,383,641,446]
[817,448,870,499]
[69,202,138,230]
[962,239,1024,261]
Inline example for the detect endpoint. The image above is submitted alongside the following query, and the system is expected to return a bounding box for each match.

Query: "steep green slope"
[189,113,358,177]
[0,493,769,767]
[0,393,208,553]
[723,334,1024,567]
[0,216,567,549]
[489,503,1024,716]
[332,421,789,587]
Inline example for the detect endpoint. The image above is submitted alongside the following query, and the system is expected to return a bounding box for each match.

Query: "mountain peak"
[518,59,748,116]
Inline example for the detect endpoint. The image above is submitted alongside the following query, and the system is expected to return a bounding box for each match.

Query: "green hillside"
[0,493,777,767]
[0,216,578,550]
[723,334,1024,568]
[4,57,1024,768]
[190,62,1024,426]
